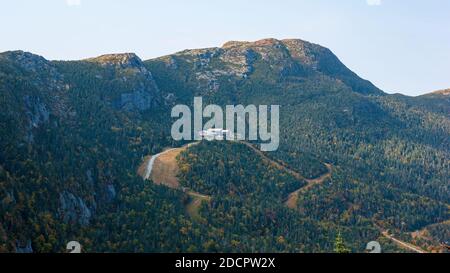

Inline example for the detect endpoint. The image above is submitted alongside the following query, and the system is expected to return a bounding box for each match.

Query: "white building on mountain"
[198,128,232,140]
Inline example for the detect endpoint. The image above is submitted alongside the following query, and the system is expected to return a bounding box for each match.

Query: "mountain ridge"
[423,88,450,97]
[0,38,448,253]
[1,38,383,96]
[3,39,445,98]
[148,38,384,96]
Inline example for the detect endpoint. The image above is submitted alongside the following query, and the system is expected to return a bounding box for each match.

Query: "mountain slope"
[145,39,449,250]
[0,38,448,252]
[146,39,449,204]
[0,51,187,252]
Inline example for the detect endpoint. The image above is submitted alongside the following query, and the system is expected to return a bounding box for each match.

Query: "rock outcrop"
[59,191,92,226]
[153,38,383,95]
[87,53,161,111]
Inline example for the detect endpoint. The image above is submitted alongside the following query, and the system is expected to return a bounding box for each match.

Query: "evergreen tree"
[334,232,350,253]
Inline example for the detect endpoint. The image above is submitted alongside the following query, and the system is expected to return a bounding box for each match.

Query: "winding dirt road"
[381,231,427,253]
[240,142,332,209]
[139,142,441,253]
[139,142,211,218]
[140,141,332,218]
[285,163,332,209]
[143,148,177,181]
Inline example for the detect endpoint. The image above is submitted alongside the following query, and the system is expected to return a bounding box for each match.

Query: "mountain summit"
[86,53,145,69]
[428,88,450,96]
[0,38,448,253]
[151,38,383,96]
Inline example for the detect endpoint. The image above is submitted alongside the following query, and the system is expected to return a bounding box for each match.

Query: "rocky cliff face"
[0,51,60,80]
[87,53,150,76]
[0,50,167,252]
[0,51,70,143]
[59,191,92,226]
[150,38,383,96]
[86,53,161,111]
[1,38,448,253]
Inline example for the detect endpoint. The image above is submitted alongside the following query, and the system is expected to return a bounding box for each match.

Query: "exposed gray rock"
[0,51,66,91]
[173,45,259,93]
[194,49,222,69]
[87,53,145,71]
[0,51,71,126]
[163,93,177,106]
[59,191,92,226]
[105,184,116,202]
[15,240,33,253]
[220,47,257,78]
[164,56,178,69]
[87,53,161,111]
[116,89,154,111]
[23,95,50,142]
[1,50,51,74]
[86,169,94,186]
[24,95,50,127]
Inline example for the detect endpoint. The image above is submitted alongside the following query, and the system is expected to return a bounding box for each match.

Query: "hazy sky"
[1,0,449,96]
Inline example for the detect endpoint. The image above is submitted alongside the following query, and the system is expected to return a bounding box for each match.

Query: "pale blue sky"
[1,0,449,96]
